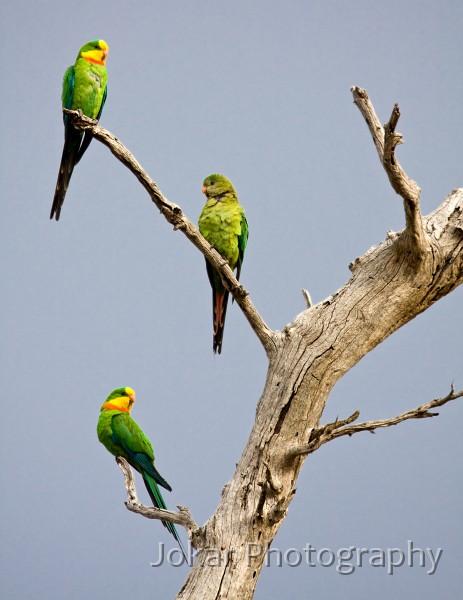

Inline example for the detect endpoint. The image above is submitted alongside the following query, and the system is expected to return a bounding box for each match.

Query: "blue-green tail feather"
[143,473,188,561]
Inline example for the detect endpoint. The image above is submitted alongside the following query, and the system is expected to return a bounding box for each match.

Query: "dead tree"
[65,86,463,599]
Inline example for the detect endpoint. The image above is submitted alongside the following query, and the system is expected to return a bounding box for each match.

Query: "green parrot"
[97,387,186,558]
[199,174,248,354]
[50,40,109,221]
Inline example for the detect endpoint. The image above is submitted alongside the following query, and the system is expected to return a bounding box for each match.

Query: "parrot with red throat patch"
[199,174,248,354]
[97,387,186,559]
[50,39,108,220]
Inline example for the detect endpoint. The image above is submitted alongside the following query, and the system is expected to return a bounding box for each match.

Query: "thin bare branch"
[63,109,276,356]
[289,387,463,457]
[302,289,313,308]
[386,103,401,133]
[351,86,385,161]
[350,87,426,263]
[116,457,201,545]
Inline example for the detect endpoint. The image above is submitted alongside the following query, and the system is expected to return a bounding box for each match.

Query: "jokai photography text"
[150,540,443,575]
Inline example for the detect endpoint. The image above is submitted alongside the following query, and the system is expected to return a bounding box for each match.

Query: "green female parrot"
[199,174,248,354]
[50,40,109,221]
[97,387,186,558]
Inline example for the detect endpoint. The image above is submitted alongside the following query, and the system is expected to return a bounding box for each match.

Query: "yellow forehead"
[99,40,108,51]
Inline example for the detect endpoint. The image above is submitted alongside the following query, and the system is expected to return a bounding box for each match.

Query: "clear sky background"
[1,1,462,598]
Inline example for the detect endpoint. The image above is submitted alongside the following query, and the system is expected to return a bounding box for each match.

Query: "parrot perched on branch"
[199,174,248,354]
[50,39,109,221]
[97,387,186,558]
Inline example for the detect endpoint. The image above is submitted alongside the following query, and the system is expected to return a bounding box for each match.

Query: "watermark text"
[150,540,442,575]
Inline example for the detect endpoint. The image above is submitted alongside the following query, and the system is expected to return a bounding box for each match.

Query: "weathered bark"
[64,87,463,599]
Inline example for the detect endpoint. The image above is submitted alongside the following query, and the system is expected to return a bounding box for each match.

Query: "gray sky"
[1,0,462,598]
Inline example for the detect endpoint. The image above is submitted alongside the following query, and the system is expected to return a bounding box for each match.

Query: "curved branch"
[351,87,426,263]
[289,386,463,457]
[116,457,203,547]
[63,109,277,356]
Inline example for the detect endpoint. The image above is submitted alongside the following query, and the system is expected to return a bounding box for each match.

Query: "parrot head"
[79,40,109,66]
[101,387,136,413]
[202,174,236,199]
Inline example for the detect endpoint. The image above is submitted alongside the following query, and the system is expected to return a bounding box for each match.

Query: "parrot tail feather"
[50,128,81,221]
[143,474,188,562]
[212,290,229,354]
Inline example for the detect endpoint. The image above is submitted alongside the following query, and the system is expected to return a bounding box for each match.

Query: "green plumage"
[51,40,108,221]
[199,174,248,354]
[97,387,186,558]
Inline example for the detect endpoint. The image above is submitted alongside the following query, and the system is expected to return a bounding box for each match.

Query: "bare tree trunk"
[64,88,463,599]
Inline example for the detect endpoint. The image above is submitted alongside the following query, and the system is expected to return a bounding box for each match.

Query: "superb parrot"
[50,40,109,221]
[199,174,248,354]
[97,387,186,558]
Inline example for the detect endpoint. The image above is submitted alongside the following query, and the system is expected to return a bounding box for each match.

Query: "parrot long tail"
[143,473,188,562]
[50,128,82,221]
[212,289,229,355]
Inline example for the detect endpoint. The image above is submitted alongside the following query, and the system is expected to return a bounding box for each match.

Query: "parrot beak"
[102,48,108,58]
[201,186,206,194]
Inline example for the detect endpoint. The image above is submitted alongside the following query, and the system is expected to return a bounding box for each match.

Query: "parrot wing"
[76,84,107,164]
[110,413,172,491]
[235,211,248,281]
